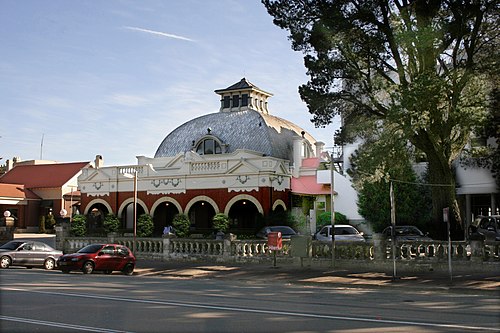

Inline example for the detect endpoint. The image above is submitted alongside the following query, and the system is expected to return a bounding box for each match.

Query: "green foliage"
[316,211,347,230]
[212,213,229,233]
[172,213,190,238]
[38,215,46,233]
[263,0,497,230]
[137,214,154,237]
[45,213,56,230]
[71,214,87,237]
[103,214,120,234]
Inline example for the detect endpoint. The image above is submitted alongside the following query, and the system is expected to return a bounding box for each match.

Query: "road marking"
[0,315,131,333]
[2,287,499,332]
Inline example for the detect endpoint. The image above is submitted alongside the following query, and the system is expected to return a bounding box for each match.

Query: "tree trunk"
[426,157,463,240]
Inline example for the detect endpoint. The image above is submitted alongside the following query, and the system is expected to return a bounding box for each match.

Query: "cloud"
[124,26,195,42]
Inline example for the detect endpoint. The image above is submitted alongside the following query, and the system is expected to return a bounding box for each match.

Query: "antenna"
[40,134,44,160]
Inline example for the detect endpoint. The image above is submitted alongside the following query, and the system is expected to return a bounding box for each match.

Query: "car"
[256,226,297,239]
[315,225,366,243]
[0,240,63,270]
[57,243,136,275]
[469,215,500,241]
[382,225,432,242]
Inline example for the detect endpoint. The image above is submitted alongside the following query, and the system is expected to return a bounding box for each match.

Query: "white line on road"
[0,315,131,333]
[2,287,499,332]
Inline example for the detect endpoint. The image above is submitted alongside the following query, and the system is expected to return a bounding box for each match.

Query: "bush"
[103,214,120,234]
[45,213,56,230]
[38,215,46,233]
[317,211,348,230]
[71,214,87,237]
[172,213,190,238]
[137,214,154,237]
[212,213,229,233]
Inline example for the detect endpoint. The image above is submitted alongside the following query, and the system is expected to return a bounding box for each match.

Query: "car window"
[319,227,328,236]
[117,246,129,256]
[0,241,24,250]
[33,242,47,251]
[335,227,357,235]
[21,243,33,251]
[101,245,115,255]
[78,244,105,253]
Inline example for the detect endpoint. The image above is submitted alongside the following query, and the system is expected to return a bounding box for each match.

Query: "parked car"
[0,240,63,270]
[469,215,500,241]
[315,225,366,243]
[382,225,432,241]
[256,226,297,239]
[57,243,136,275]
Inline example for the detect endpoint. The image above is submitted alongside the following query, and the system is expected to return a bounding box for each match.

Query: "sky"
[1,0,338,166]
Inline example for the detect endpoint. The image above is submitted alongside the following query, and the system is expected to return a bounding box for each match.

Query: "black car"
[470,215,500,241]
[0,240,63,270]
[256,226,297,239]
[382,226,432,241]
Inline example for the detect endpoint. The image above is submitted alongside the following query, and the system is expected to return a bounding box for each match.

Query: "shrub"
[38,215,46,233]
[45,213,56,230]
[212,213,229,233]
[71,214,87,237]
[172,213,190,238]
[137,214,154,237]
[103,214,120,234]
[317,211,348,230]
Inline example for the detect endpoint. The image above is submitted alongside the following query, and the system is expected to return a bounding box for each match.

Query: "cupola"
[214,78,273,114]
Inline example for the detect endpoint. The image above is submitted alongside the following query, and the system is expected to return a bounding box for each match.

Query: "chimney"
[315,141,325,158]
[95,155,103,169]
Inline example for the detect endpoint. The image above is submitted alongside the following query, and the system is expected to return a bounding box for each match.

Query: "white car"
[315,225,366,243]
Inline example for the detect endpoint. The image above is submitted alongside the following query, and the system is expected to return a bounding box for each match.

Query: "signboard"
[267,231,282,251]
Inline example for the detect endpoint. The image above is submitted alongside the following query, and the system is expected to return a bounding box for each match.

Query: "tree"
[263,0,499,237]
[172,213,191,238]
[38,215,46,234]
[317,211,348,229]
[103,214,120,234]
[137,214,154,237]
[71,214,87,237]
[45,212,56,230]
[212,213,230,233]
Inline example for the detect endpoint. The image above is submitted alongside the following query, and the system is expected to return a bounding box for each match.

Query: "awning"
[291,175,335,195]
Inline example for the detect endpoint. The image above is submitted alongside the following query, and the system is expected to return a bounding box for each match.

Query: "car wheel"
[44,258,56,270]
[82,261,94,274]
[104,270,113,275]
[122,263,134,276]
[0,256,11,269]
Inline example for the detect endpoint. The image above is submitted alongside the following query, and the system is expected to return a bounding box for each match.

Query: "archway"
[86,202,110,234]
[152,200,180,236]
[123,203,146,231]
[188,201,216,232]
[228,199,259,230]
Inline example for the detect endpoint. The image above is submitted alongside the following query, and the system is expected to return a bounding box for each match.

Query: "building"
[0,159,90,231]
[78,79,357,236]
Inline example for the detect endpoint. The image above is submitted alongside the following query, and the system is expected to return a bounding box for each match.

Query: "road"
[0,268,498,332]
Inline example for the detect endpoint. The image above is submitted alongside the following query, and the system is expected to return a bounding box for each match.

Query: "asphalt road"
[0,267,499,332]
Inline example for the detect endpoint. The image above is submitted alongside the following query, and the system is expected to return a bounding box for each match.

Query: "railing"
[61,235,499,266]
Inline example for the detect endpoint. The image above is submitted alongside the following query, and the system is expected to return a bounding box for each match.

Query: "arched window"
[195,138,222,155]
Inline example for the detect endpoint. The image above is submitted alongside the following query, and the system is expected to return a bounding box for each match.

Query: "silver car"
[0,240,63,270]
[315,225,366,243]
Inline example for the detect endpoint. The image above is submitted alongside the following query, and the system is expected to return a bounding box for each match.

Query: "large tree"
[263,0,499,236]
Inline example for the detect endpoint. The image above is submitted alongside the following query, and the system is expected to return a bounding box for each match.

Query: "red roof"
[291,175,335,195]
[0,162,89,188]
[0,183,40,200]
[301,158,321,168]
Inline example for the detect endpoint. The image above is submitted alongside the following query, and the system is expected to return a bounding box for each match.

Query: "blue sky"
[1,0,337,166]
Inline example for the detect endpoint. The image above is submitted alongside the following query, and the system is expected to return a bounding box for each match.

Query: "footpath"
[134,259,500,295]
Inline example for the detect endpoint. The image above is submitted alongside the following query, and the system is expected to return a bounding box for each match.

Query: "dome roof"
[154,109,316,161]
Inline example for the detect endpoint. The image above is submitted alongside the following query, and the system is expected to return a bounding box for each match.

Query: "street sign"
[267,231,282,251]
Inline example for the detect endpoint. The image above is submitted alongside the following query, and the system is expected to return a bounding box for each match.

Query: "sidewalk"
[134,259,500,295]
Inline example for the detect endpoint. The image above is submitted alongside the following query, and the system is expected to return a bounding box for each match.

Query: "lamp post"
[330,151,336,269]
[133,170,137,254]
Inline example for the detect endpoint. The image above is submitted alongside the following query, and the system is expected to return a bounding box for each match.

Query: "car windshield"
[77,244,104,253]
[270,227,296,235]
[0,241,24,250]
[335,227,358,235]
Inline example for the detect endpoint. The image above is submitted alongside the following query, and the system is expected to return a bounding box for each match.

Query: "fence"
[61,233,499,270]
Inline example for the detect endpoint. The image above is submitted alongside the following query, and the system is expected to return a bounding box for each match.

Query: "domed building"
[78,79,331,235]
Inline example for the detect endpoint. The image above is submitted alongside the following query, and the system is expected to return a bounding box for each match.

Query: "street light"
[329,151,336,269]
[123,170,138,254]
